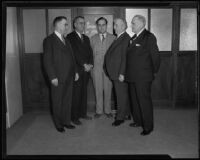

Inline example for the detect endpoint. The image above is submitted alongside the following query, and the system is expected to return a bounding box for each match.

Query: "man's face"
[131,17,143,34]
[97,19,107,34]
[114,19,123,35]
[74,18,85,33]
[58,19,68,35]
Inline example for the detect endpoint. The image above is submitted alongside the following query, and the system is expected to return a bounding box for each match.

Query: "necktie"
[80,34,84,42]
[61,35,66,45]
[129,34,137,45]
[101,34,105,42]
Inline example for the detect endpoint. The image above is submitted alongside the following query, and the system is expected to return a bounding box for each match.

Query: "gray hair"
[133,15,146,27]
[114,18,128,30]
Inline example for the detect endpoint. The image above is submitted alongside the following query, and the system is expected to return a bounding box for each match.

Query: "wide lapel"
[128,29,147,50]
[74,31,90,51]
[107,32,127,54]
[52,32,66,48]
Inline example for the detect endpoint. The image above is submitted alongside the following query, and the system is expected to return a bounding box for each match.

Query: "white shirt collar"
[136,27,145,37]
[99,32,107,37]
[117,31,125,38]
[75,30,82,39]
[99,32,107,40]
[54,30,63,41]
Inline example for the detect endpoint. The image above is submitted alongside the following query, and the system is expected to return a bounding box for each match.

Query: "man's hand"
[84,64,92,72]
[75,73,79,81]
[51,78,58,86]
[119,74,124,82]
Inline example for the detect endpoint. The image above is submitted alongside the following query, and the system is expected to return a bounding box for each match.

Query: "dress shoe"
[72,120,82,125]
[94,113,102,118]
[56,127,65,133]
[129,122,141,127]
[112,120,124,126]
[105,113,113,118]
[64,124,75,129]
[140,129,153,136]
[81,115,92,120]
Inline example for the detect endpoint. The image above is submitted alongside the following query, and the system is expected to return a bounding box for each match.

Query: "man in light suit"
[67,16,94,125]
[126,15,161,135]
[90,17,115,118]
[43,16,79,133]
[104,18,131,126]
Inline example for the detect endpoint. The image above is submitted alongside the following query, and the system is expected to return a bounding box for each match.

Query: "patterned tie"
[129,34,137,45]
[101,34,105,43]
[61,35,66,45]
[80,34,84,42]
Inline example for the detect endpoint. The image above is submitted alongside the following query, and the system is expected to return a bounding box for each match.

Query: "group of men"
[43,15,160,136]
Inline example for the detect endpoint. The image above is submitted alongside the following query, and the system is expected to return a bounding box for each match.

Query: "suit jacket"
[104,32,130,81]
[43,32,76,83]
[67,31,93,75]
[125,29,161,82]
[90,32,115,71]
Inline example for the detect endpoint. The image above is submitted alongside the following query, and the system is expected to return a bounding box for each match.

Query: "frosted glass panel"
[125,9,148,37]
[180,9,197,51]
[23,9,46,53]
[48,9,71,36]
[151,9,172,51]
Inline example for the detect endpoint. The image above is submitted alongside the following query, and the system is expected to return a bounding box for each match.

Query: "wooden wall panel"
[151,55,173,107]
[176,53,196,106]
[23,54,50,111]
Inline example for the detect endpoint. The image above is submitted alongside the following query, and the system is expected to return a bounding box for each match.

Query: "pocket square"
[136,44,141,46]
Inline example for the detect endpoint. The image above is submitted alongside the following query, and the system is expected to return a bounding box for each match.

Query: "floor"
[6,108,199,158]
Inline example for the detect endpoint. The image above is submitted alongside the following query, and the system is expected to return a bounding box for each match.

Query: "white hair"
[133,15,146,27]
[114,18,128,30]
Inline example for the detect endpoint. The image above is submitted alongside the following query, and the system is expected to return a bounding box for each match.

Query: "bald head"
[114,18,127,35]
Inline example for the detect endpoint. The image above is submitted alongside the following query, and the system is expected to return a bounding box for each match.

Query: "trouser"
[113,80,130,120]
[71,71,89,121]
[92,69,112,114]
[50,77,73,129]
[129,81,154,131]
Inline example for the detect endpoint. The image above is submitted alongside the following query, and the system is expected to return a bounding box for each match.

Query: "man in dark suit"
[126,15,161,135]
[67,16,94,125]
[43,16,79,133]
[104,18,131,126]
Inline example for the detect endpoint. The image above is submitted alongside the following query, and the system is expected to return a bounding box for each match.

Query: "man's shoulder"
[44,33,54,42]
[123,32,131,40]
[144,30,156,41]
[82,34,90,40]
[107,33,116,39]
[144,30,154,37]
[91,34,99,40]
[67,31,75,38]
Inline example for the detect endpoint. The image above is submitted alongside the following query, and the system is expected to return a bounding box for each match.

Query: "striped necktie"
[61,35,66,45]
[129,34,137,45]
[80,34,84,42]
[101,34,105,42]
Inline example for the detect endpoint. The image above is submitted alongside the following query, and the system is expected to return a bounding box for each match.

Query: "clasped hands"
[83,64,93,72]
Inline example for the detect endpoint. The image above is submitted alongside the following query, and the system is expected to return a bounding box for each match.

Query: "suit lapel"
[107,32,127,54]
[53,33,66,47]
[73,31,83,43]
[73,31,90,51]
[128,29,147,50]
[53,33,71,51]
